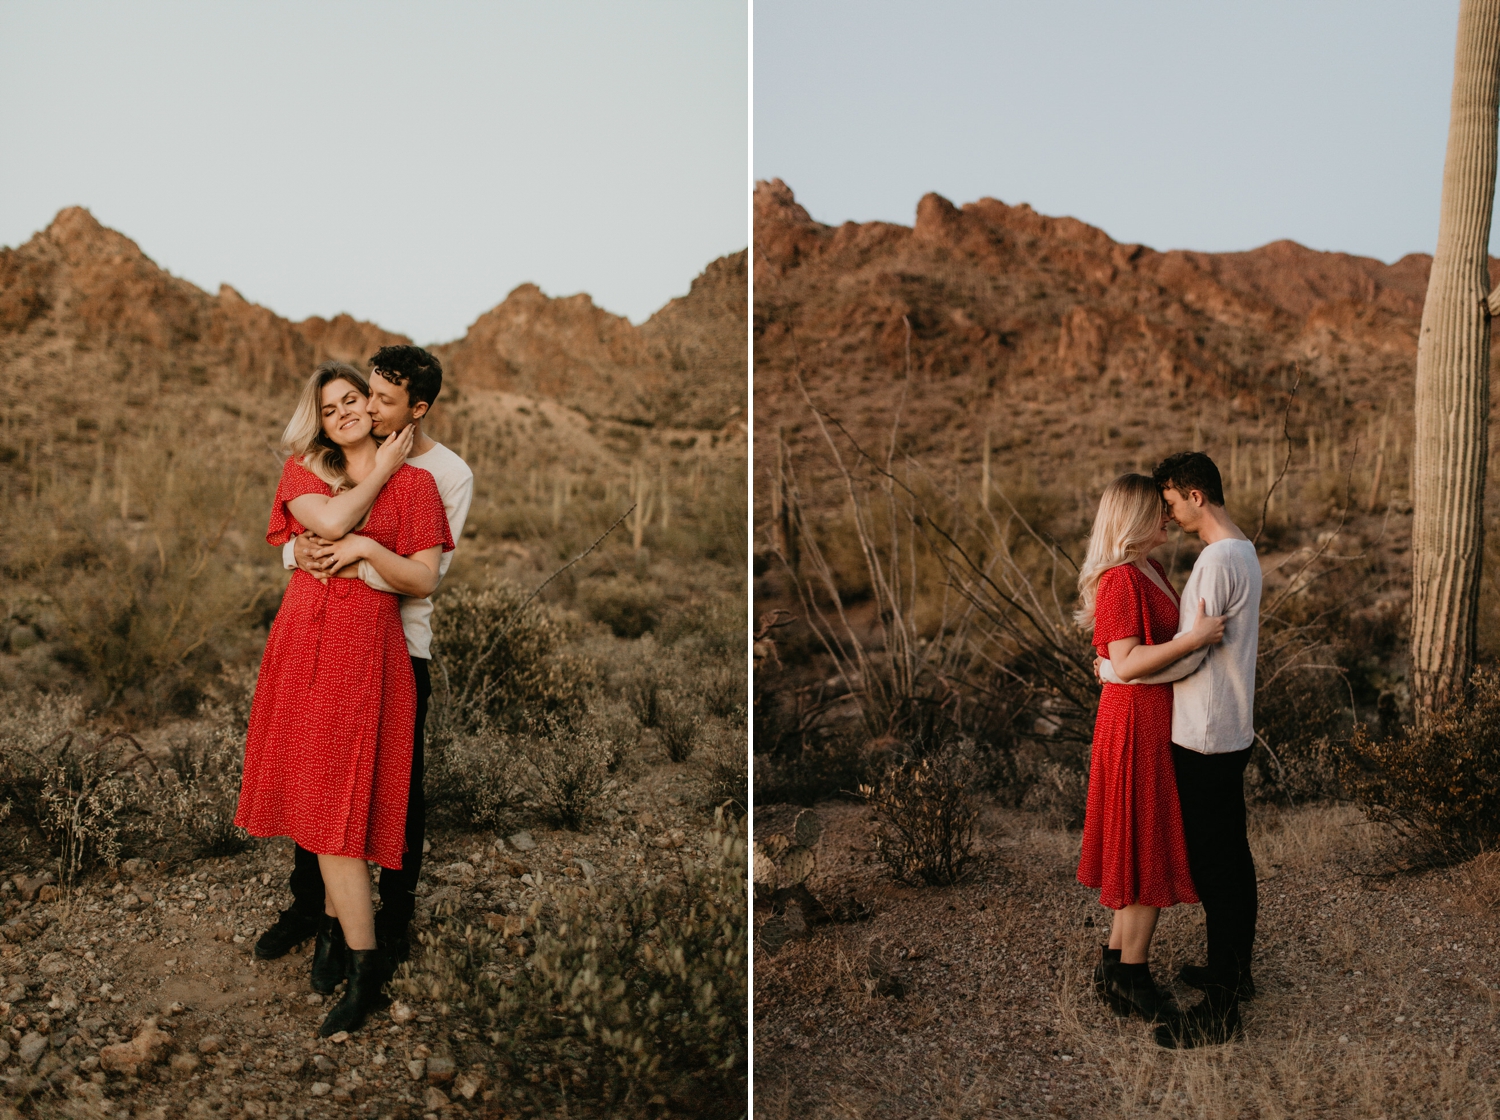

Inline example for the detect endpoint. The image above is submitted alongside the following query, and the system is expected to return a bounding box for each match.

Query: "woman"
[235,361,453,1037]
[1074,474,1223,1021]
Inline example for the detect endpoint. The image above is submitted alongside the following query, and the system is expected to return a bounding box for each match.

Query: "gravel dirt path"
[754,800,1500,1118]
[0,761,723,1120]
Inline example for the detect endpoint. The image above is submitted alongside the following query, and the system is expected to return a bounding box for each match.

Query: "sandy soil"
[0,760,724,1120]
[753,800,1500,1119]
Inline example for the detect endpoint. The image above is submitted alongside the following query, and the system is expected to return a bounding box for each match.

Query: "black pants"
[289,656,429,937]
[1172,744,1257,1001]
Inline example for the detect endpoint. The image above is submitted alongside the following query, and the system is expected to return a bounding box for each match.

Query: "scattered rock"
[441,862,475,884]
[14,872,56,902]
[309,1081,331,1097]
[653,829,687,849]
[170,1053,200,1075]
[426,1054,456,1084]
[407,1058,427,1081]
[328,1030,349,1044]
[424,1085,452,1110]
[313,1054,336,1074]
[278,1057,306,1076]
[507,831,537,852]
[499,857,528,877]
[455,1070,486,1100]
[305,993,324,1006]
[0,1039,10,1064]
[390,1001,415,1023]
[17,1031,47,1067]
[98,1019,172,1075]
[196,1034,224,1054]
[572,857,596,880]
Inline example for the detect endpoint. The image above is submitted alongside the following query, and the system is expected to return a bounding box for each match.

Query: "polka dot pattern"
[234,459,453,870]
[1077,560,1199,910]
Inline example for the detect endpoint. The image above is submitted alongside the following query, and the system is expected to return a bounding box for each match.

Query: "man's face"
[1161,485,1207,535]
[367,370,428,437]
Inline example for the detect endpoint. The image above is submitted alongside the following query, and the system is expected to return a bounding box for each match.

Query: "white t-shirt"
[1098,538,1262,754]
[281,440,474,659]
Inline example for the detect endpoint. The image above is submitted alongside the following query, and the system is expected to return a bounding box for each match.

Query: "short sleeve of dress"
[393,467,455,556]
[266,458,332,546]
[1093,565,1147,652]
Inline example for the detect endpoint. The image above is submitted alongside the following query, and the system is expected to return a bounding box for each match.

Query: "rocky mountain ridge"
[0,207,746,432]
[752,178,1500,522]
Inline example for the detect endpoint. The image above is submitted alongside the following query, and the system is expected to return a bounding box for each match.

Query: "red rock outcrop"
[753,179,1496,511]
[0,208,747,432]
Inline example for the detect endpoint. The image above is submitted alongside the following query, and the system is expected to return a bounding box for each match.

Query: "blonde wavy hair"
[1074,473,1166,629]
[280,362,371,492]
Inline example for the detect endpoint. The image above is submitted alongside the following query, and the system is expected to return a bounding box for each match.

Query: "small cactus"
[754,810,826,955]
[753,809,822,897]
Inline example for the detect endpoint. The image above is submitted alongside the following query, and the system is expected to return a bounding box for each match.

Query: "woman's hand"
[321,533,372,577]
[374,425,416,476]
[1187,599,1226,649]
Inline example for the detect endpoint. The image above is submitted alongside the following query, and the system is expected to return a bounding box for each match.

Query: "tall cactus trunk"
[1412,0,1500,716]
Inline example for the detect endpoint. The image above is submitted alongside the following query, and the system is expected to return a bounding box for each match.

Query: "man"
[1098,451,1261,1048]
[254,344,474,992]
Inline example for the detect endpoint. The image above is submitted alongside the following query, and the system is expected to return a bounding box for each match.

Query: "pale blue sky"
[755,1,1477,264]
[0,1,747,344]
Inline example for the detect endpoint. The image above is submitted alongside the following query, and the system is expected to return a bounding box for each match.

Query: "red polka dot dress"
[234,459,453,870]
[1077,560,1199,910]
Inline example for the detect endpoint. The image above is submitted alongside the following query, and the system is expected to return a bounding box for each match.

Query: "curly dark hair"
[369,345,443,409]
[1152,451,1225,507]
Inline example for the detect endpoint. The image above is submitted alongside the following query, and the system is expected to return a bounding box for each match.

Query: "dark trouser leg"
[290,843,326,918]
[1172,744,1257,1004]
[376,656,429,936]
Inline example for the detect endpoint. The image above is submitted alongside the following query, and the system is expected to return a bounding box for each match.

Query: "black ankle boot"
[254,908,322,961]
[317,949,385,1037]
[1177,962,1256,1001]
[1093,945,1122,1003]
[311,915,348,995]
[1104,961,1177,1023]
[1155,996,1243,1049]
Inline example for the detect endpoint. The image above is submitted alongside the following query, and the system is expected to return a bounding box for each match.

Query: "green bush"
[860,739,979,886]
[398,809,747,1115]
[523,716,614,830]
[429,581,593,736]
[1329,666,1500,863]
[579,578,664,639]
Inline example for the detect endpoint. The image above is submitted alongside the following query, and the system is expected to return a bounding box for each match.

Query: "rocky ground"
[0,761,728,1120]
[753,800,1500,1119]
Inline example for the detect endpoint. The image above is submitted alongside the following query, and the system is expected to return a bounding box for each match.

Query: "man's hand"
[1093,655,1104,685]
[293,532,340,582]
[320,533,372,578]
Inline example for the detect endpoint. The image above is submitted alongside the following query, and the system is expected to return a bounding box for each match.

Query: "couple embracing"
[1076,452,1261,1049]
[232,346,473,1038]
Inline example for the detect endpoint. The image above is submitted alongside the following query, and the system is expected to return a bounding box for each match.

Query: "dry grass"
[753,800,1500,1119]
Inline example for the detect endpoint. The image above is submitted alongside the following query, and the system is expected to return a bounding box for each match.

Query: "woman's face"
[1148,504,1171,550]
[320,379,372,446]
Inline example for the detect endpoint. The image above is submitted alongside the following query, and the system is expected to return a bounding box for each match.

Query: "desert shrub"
[424,729,527,831]
[582,692,642,771]
[429,581,592,737]
[1328,666,1500,863]
[579,577,664,639]
[0,454,272,722]
[523,717,613,830]
[623,663,665,729]
[860,739,979,886]
[753,736,869,806]
[0,694,153,880]
[399,809,747,1115]
[702,711,749,812]
[153,716,250,858]
[657,596,744,658]
[657,695,701,763]
[700,660,747,720]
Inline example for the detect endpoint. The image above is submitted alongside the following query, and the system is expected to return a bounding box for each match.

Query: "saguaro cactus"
[1412,0,1500,714]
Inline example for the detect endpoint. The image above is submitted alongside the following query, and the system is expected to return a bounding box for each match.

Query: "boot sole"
[254,934,315,961]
